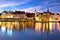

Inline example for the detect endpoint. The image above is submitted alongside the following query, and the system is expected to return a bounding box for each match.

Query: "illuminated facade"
[0,9,60,21]
[35,9,60,22]
[0,10,60,31]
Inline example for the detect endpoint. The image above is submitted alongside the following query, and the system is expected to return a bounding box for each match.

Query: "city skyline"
[0,0,60,13]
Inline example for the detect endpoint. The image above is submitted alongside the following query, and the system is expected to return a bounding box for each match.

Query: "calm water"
[0,22,60,40]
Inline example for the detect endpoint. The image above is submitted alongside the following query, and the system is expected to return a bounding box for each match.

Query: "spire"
[47,8,50,13]
[34,9,37,20]
[46,2,50,13]
[35,9,37,12]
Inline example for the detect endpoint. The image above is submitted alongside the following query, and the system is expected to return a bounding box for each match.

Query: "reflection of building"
[0,9,60,31]
[34,8,60,31]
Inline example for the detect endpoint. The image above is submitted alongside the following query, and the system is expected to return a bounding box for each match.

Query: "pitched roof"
[15,11,25,14]
[26,13,35,17]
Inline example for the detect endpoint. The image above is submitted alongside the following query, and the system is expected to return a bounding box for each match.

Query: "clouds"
[36,0,60,13]
[20,6,45,13]
[21,6,41,13]
[0,0,60,13]
[20,0,60,13]
[10,0,60,13]
[0,0,31,8]
[46,0,60,13]
[0,0,32,12]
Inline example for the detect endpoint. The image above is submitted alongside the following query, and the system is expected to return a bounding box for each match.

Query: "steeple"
[35,9,37,20]
[47,8,50,13]
[35,9,36,12]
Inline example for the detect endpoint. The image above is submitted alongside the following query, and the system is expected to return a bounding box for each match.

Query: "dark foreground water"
[0,28,60,40]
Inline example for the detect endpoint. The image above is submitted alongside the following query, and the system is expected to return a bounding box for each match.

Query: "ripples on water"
[0,22,60,40]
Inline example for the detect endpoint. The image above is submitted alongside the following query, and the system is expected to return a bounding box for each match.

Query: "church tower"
[47,8,50,13]
[35,9,37,20]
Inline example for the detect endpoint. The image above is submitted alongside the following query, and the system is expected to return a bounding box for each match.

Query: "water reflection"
[49,22,53,31]
[34,22,60,32]
[56,22,60,31]
[7,29,12,36]
[1,26,6,33]
[0,21,60,36]
[35,23,41,32]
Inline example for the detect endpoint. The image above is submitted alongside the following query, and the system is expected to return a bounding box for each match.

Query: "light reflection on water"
[0,22,60,40]
[1,26,6,33]
[35,22,60,32]
[7,29,12,36]
[0,22,60,34]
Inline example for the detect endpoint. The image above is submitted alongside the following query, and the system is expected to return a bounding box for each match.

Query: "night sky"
[0,0,60,13]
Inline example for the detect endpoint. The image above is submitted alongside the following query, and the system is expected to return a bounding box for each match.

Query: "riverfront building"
[0,9,59,22]
[0,9,59,31]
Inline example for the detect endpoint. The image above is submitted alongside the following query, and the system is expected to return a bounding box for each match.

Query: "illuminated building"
[26,12,35,20]
[0,9,59,31]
